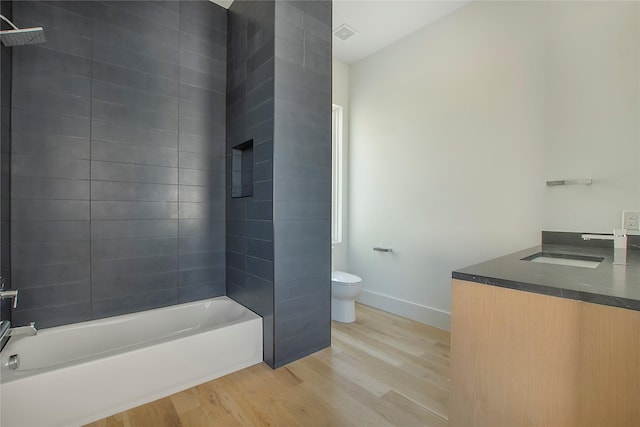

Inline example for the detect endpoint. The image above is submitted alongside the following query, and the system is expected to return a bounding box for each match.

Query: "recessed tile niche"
[232,139,254,198]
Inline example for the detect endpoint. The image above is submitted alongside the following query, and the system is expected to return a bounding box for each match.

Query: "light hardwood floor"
[85,304,450,427]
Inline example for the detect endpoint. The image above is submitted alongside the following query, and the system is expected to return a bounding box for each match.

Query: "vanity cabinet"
[450,279,640,427]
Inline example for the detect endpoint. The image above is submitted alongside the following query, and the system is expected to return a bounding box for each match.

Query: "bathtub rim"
[0,297,263,427]
[1,296,260,383]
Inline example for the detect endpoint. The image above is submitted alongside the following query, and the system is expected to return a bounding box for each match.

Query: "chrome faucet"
[0,321,37,346]
[581,228,628,265]
[7,322,37,337]
[0,289,18,308]
[0,320,10,343]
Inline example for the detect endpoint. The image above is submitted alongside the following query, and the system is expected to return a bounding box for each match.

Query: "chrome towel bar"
[546,179,592,186]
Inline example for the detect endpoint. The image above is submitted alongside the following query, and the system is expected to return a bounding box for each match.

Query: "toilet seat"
[331,270,361,284]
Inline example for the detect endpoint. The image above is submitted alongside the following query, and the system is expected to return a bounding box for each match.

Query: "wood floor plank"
[381,390,448,427]
[333,338,449,420]
[85,303,450,426]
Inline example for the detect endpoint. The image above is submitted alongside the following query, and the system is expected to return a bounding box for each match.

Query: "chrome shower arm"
[0,14,20,31]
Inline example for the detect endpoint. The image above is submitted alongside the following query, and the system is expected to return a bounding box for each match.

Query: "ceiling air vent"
[333,24,358,41]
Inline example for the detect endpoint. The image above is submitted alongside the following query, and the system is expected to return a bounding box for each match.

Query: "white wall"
[542,1,640,232]
[331,59,350,271]
[346,1,639,330]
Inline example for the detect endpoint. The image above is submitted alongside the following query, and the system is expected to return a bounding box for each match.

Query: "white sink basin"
[522,252,603,269]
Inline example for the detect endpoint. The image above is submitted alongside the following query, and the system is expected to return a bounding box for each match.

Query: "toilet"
[331,271,363,323]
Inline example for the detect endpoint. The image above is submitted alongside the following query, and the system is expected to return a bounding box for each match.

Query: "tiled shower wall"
[273,0,332,366]
[226,0,276,366]
[226,0,331,368]
[9,1,227,328]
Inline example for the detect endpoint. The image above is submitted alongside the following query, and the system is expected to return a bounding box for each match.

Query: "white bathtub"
[0,296,263,427]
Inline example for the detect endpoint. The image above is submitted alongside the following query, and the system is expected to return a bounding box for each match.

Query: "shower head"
[0,27,45,46]
[0,14,45,47]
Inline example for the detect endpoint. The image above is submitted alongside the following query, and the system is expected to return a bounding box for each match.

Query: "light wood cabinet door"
[451,279,640,427]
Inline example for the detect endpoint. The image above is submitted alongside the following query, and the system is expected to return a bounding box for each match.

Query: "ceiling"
[211,0,471,64]
[332,1,470,64]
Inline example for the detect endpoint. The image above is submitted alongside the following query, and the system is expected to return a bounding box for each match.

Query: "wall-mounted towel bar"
[546,179,592,186]
[373,247,393,252]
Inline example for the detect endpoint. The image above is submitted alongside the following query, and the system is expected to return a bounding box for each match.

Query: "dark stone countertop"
[452,243,640,311]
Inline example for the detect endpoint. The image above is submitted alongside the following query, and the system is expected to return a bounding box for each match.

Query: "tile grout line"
[88,9,94,320]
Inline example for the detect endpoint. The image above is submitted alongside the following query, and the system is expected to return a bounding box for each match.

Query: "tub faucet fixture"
[0,289,18,308]
[581,228,627,266]
[7,322,37,337]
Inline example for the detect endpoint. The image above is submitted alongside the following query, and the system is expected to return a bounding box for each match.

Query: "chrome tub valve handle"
[0,289,18,308]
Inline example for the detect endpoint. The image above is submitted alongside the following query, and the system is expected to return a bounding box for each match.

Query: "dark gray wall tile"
[277,306,329,340]
[243,273,274,315]
[91,288,177,319]
[179,266,225,287]
[246,256,274,281]
[91,182,178,202]
[12,261,90,289]
[179,202,224,219]
[273,201,330,222]
[12,199,89,221]
[92,22,179,63]
[13,1,94,38]
[91,4,178,48]
[179,235,225,253]
[92,80,179,116]
[92,41,180,81]
[16,282,91,309]
[179,185,224,203]
[91,237,177,261]
[180,249,224,267]
[13,67,91,99]
[92,162,178,185]
[12,109,90,138]
[9,0,227,326]
[178,281,226,303]
[179,168,223,186]
[11,133,89,159]
[91,255,178,280]
[246,238,274,261]
[12,221,90,243]
[246,220,274,241]
[92,140,178,167]
[91,201,178,220]
[92,121,178,150]
[12,302,91,329]
[12,176,89,200]
[92,271,178,300]
[179,218,225,237]
[92,61,179,98]
[12,241,90,267]
[91,219,177,240]
[12,86,90,119]
[13,46,92,78]
[274,324,330,367]
[274,218,330,241]
[92,100,179,133]
[11,154,89,180]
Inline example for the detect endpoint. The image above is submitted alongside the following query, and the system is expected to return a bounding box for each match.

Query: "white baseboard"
[356,289,451,331]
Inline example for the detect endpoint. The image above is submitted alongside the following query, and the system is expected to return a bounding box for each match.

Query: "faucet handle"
[10,291,17,309]
[0,289,18,309]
